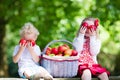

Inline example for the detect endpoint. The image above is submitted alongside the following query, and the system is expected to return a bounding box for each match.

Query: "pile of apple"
[45,44,78,57]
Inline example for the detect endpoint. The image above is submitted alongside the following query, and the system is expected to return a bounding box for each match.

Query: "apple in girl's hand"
[51,48,58,55]
[19,39,27,45]
[46,47,52,55]
[94,19,99,27]
[64,49,72,56]
[82,22,88,27]
[71,50,78,56]
[29,40,36,46]
[58,45,67,53]
[87,25,94,29]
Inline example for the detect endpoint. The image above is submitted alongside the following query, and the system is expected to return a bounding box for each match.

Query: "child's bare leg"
[81,69,92,80]
[23,71,43,80]
[23,72,30,79]
[98,72,109,80]
[23,67,53,80]
[39,67,53,80]
[29,67,53,80]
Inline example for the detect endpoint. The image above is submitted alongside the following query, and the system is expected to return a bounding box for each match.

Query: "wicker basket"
[40,40,79,78]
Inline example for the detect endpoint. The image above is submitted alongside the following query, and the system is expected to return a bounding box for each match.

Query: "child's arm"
[27,43,40,63]
[89,36,101,56]
[73,33,84,56]
[13,45,26,63]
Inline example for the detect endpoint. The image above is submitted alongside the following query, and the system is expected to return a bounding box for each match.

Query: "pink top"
[79,38,95,67]
[73,33,101,65]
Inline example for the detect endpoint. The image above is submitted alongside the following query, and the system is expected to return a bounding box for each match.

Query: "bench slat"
[0,76,120,80]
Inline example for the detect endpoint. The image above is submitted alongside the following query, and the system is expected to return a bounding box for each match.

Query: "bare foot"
[44,74,53,80]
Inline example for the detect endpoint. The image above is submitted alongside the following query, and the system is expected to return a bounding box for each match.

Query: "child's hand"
[79,26,87,34]
[27,42,34,51]
[89,28,96,36]
[19,43,27,52]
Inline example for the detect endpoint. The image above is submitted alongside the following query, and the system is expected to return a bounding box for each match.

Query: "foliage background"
[0,0,120,77]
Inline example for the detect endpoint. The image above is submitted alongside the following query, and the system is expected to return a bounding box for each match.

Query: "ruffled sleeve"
[89,36,101,56]
[73,33,84,56]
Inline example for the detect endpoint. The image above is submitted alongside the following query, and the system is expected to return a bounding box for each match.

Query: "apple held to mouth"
[29,40,36,46]
[19,39,36,46]
[19,39,27,45]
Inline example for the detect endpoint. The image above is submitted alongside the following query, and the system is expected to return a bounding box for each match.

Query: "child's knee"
[98,72,108,78]
[98,72,109,80]
[83,69,91,76]
[81,69,92,80]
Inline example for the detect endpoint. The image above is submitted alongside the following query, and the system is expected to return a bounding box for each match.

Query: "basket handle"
[42,40,76,55]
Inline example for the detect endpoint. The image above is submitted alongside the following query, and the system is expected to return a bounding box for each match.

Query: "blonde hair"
[77,17,100,39]
[20,22,40,38]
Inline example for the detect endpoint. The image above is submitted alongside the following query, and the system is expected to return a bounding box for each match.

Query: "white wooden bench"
[0,76,120,80]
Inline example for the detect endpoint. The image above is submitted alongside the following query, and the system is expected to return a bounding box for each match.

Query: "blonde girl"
[73,17,110,80]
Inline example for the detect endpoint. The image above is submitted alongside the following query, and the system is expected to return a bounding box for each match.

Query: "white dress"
[13,45,49,77]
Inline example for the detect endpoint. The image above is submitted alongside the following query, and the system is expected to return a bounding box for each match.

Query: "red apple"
[56,53,63,56]
[51,48,58,55]
[19,39,27,45]
[29,40,36,46]
[94,19,99,27]
[82,22,88,27]
[46,47,52,55]
[64,49,72,56]
[71,50,78,56]
[87,25,95,30]
[58,45,67,53]
[62,44,70,49]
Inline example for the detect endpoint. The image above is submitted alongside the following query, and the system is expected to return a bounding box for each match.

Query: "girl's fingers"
[20,43,22,46]
[24,43,27,47]
[20,43,26,47]
[82,26,86,30]
[80,26,87,34]
[28,42,30,46]
[89,28,96,36]
[90,29,93,33]
[27,42,32,47]
[81,26,87,31]
[30,42,32,46]
[90,28,94,33]
[84,27,87,31]
[81,26,84,29]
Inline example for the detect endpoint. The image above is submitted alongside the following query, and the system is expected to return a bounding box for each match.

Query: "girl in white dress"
[13,22,53,80]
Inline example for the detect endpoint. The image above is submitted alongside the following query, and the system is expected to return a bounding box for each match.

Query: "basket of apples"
[40,40,79,78]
